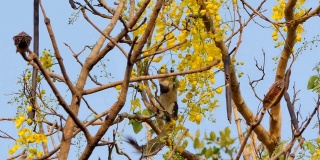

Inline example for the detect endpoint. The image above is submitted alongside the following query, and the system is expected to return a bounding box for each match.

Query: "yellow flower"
[130,98,141,111]
[272,31,277,37]
[152,56,163,62]
[27,105,32,112]
[182,98,188,103]
[200,10,206,16]
[215,15,222,21]
[216,87,223,94]
[186,92,193,99]
[138,83,146,90]
[160,68,166,74]
[115,85,121,90]
[27,134,35,143]
[29,147,37,154]
[8,144,21,155]
[297,24,304,34]
[195,114,202,122]
[296,35,302,42]
[170,120,176,126]
[15,115,26,128]
[40,50,53,69]
[189,106,202,124]
[34,133,48,143]
[27,118,33,125]
[16,137,28,145]
[232,0,237,4]
[41,134,48,142]
[207,56,213,62]
[192,81,197,87]
[37,150,43,157]
[18,127,32,136]
[272,35,278,41]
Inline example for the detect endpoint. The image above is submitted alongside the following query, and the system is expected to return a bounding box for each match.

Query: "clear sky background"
[1,1,319,159]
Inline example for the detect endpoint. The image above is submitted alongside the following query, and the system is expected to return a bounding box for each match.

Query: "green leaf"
[201,148,207,155]
[142,109,152,116]
[307,75,318,90]
[225,127,231,136]
[194,138,200,149]
[195,129,200,138]
[307,142,315,154]
[205,148,213,158]
[194,137,204,149]
[129,119,143,134]
[213,146,220,154]
[210,131,216,141]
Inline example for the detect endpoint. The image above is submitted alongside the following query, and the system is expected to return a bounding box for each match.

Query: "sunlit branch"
[84,60,220,94]
[295,6,320,24]
[233,101,250,160]
[39,0,76,94]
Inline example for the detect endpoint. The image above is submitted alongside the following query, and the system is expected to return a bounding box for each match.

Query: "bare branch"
[81,6,128,58]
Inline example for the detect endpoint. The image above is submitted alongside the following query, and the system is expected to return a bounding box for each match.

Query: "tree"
[2,0,320,159]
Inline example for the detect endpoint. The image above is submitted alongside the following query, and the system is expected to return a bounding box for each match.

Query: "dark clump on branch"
[13,32,32,53]
[262,80,285,112]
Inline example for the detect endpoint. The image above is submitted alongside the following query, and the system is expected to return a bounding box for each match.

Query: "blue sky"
[1,1,320,159]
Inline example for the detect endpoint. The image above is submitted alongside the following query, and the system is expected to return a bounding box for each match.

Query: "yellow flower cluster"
[311,138,320,160]
[40,50,53,69]
[271,0,306,45]
[27,148,43,159]
[24,70,32,81]
[188,103,202,124]
[15,114,26,128]
[296,24,304,42]
[130,98,141,111]
[127,0,225,125]
[16,128,48,144]
[10,114,48,158]
[271,0,285,22]
[312,149,320,160]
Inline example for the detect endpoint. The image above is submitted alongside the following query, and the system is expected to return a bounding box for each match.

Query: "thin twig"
[236,110,265,160]
[81,7,128,58]
[64,43,102,85]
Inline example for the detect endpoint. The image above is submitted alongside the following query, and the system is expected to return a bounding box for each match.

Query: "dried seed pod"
[262,80,285,111]
[13,32,32,53]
